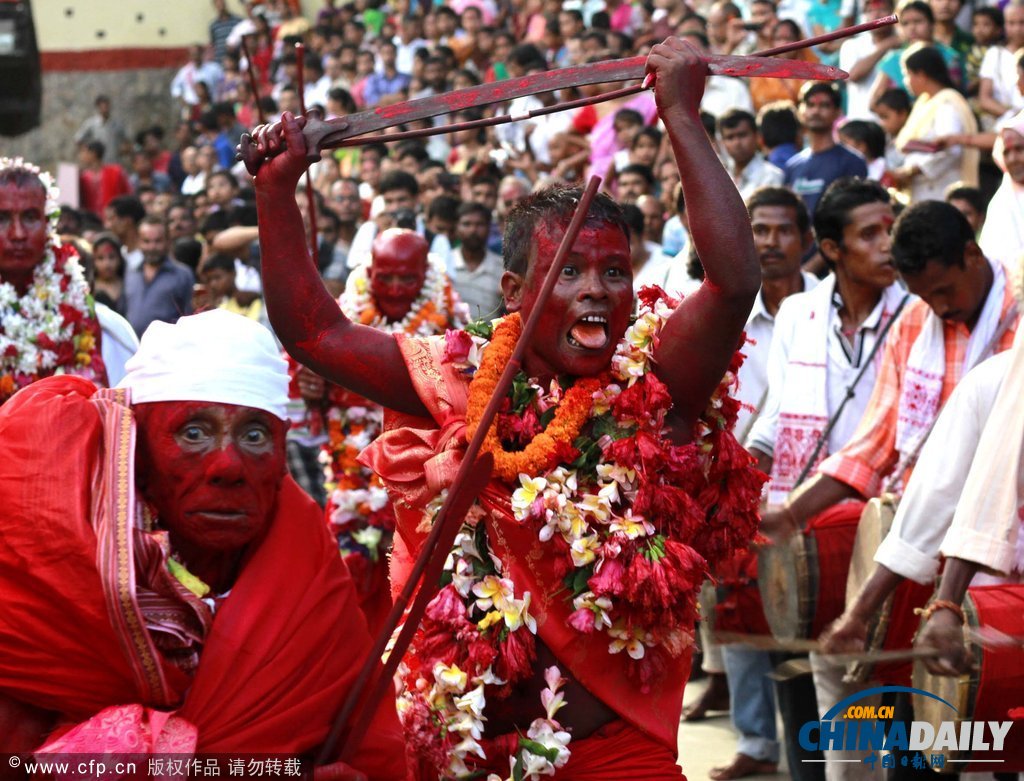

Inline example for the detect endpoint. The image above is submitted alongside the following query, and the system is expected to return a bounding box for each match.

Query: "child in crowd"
[968,7,1005,96]
[839,119,889,180]
[200,253,264,321]
[873,87,912,169]
[611,108,645,171]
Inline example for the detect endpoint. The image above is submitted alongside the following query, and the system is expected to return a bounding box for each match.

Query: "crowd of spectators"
[60,0,1023,346]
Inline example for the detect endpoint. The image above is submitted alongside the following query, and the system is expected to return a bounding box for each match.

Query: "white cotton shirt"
[980,46,1024,120]
[727,153,785,201]
[839,34,883,120]
[875,350,1021,584]
[747,279,906,460]
[734,271,821,442]
[701,76,754,118]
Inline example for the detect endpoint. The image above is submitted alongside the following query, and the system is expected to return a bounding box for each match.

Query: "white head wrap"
[117,310,290,420]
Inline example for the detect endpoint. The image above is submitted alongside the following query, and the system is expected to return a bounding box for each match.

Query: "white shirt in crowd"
[734,271,821,441]
[451,247,505,321]
[839,34,882,120]
[980,45,1024,126]
[701,76,754,118]
[747,278,907,463]
[874,350,1023,584]
[727,153,785,201]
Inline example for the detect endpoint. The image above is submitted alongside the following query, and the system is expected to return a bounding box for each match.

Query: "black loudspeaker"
[0,0,40,137]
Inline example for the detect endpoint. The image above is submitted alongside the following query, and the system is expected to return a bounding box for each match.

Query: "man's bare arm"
[252,113,428,417]
[647,39,760,431]
[761,472,862,542]
[821,564,904,653]
[916,557,979,676]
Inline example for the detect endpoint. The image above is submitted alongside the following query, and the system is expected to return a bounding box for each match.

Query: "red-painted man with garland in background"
[0,157,106,403]
[292,227,467,633]
[252,39,765,779]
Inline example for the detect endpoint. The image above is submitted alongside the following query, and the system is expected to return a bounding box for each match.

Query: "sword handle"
[237,111,349,175]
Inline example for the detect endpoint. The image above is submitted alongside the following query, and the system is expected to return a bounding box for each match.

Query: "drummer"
[763,201,1018,780]
[914,329,1024,675]
[761,200,1017,540]
[822,205,1022,658]
[746,177,907,777]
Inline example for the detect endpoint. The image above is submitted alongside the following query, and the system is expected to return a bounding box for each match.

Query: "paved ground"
[677,675,786,780]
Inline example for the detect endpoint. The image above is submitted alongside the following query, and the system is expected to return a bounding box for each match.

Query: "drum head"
[911,658,975,767]
[845,496,897,683]
[845,495,896,607]
[759,535,813,641]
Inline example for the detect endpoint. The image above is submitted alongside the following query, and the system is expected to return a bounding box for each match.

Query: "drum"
[912,584,1024,772]
[704,549,772,639]
[844,495,934,685]
[759,501,864,640]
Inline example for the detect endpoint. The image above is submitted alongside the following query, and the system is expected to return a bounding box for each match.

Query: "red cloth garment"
[361,334,688,753]
[0,376,406,776]
[79,165,131,215]
[408,720,686,780]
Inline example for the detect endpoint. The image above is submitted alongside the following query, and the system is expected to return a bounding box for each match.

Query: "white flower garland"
[0,159,95,385]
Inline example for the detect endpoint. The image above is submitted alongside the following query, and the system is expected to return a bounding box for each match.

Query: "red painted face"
[0,182,48,294]
[504,220,633,381]
[134,401,287,555]
[369,229,428,322]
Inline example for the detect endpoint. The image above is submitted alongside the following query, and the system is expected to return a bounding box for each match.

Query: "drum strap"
[879,302,1020,494]
[793,293,912,490]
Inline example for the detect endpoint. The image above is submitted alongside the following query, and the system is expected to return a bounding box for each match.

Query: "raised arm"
[252,113,428,417]
[646,39,760,432]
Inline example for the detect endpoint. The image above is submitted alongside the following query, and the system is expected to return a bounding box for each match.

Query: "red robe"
[0,376,406,775]
[362,334,688,778]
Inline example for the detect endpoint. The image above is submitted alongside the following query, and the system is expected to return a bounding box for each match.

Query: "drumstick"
[768,649,945,682]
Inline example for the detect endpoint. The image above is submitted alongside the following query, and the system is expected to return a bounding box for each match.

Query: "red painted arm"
[646,39,761,438]
[252,113,428,417]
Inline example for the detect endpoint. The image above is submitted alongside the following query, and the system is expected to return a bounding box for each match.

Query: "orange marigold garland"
[464,313,604,482]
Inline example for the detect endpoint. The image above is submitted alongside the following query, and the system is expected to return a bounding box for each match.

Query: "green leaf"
[570,564,594,595]
[465,319,494,339]
[509,372,537,414]
[518,738,560,762]
[643,534,667,562]
[591,413,634,441]
[569,434,603,475]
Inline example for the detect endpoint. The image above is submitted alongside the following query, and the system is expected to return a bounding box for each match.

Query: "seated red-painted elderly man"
[0,309,406,778]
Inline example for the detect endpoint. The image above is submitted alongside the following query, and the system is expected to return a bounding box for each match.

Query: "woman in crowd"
[892,43,979,200]
[90,232,127,316]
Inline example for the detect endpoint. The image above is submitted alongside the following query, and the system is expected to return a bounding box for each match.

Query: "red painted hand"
[250,111,314,190]
[644,37,709,121]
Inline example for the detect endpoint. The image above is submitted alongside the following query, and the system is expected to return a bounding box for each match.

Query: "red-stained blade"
[239,54,843,173]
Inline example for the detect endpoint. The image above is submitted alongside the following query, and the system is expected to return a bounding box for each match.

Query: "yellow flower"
[433,662,468,693]
[472,575,515,613]
[511,475,548,520]
[477,610,504,631]
[570,534,601,567]
[77,331,95,352]
[609,509,654,540]
[577,492,611,524]
[608,621,652,660]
